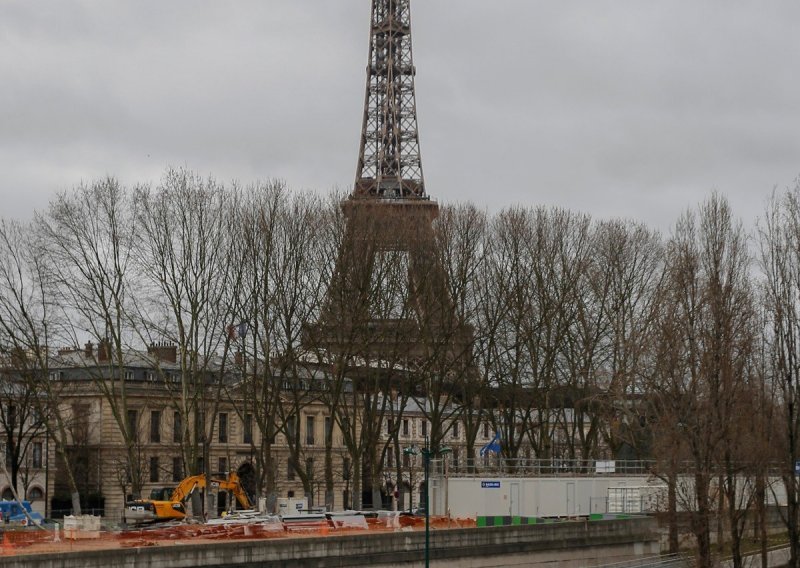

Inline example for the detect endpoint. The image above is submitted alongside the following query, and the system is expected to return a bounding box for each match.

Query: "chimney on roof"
[59,346,78,356]
[98,338,111,362]
[148,342,177,363]
[84,341,93,358]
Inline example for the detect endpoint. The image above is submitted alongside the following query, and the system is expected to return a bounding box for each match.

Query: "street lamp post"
[404,437,451,567]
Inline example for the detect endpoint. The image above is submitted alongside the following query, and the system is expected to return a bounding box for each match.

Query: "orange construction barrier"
[2,533,15,556]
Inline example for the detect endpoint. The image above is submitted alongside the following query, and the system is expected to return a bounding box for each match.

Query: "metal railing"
[595,553,693,568]
[438,458,656,477]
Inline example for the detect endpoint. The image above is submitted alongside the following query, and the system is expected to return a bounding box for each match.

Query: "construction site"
[0,513,669,568]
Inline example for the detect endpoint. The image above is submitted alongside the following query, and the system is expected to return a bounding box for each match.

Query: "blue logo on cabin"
[481,481,501,489]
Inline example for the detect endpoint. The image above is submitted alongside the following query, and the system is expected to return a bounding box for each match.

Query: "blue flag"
[480,431,501,457]
[227,322,249,340]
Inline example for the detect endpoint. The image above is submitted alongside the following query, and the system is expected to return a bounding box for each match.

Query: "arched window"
[1,488,14,500]
[28,487,44,501]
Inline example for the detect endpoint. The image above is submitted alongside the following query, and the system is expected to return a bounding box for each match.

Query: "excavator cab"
[149,487,176,501]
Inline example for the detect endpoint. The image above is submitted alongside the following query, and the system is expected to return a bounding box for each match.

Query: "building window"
[124,370,134,381]
[28,487,44,501]
[218,413,228,443]
[286,416,296,441]
[387,451,393,469]
[387,419,393,435]
[173,411,182,443]
[32,442,43,469]
[452,422,459,440]
[150,410,161,443]
[306,458,314,478]
[172,457,183,482]
[72,403,90,443]
[483,422,490,439]
[343,458,351,480]
[403,453,411,468]
[218,457,227,476]
[306,416,315,446]
[127,409,138,441]
[452,449,459,469]
[421,420,427,437]
[150,457,160,482]
[287,458,295,481]
[243,414,253,444]
[402,419,409,437]
[324,416,332,445]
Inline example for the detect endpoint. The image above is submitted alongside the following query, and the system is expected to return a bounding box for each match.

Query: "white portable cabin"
[430,475,665,519]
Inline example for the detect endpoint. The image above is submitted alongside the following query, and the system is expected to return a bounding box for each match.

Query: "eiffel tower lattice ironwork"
[308,0,472,366]
[354,0,425,199]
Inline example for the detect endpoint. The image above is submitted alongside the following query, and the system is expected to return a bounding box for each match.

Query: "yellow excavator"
[125,472,252,524]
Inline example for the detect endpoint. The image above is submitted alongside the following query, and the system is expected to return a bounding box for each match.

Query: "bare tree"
[434,204,486,470]
[268,191,331,508]
[759,180,800,566]
[0,355,46,498]
[592,220,664,460]
[223,181,285,512]
[37,178,147,500]
[133,169,241,517]
[651,193,753,568]
[0,219,84,514]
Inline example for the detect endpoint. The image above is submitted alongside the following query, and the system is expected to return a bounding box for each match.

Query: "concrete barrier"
[0,517,660,568]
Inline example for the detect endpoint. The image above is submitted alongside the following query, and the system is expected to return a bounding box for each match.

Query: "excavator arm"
[169,474,207,503]
[216,473,253,509]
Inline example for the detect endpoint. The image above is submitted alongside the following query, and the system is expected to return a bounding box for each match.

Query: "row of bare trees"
[2,170,800,566]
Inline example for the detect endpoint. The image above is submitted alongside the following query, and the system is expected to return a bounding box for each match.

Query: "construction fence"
[0,513,476,557]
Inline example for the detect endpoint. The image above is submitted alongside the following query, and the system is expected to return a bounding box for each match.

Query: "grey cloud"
[1,0,799,231]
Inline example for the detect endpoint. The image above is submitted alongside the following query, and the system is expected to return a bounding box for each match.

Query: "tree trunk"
[694,472,713,568]
[668,471,678,554]
[324,430,334,511]
[756,474,767,568]
[352,460,362,510]
[789,472,800,568]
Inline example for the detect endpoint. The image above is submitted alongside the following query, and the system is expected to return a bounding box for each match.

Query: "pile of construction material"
[63,515,101,540]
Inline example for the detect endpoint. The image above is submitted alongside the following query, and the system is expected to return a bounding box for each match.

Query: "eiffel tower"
[309,0,472,373]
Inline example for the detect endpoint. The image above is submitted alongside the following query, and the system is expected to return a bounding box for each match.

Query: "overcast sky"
[2,1,799,231]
